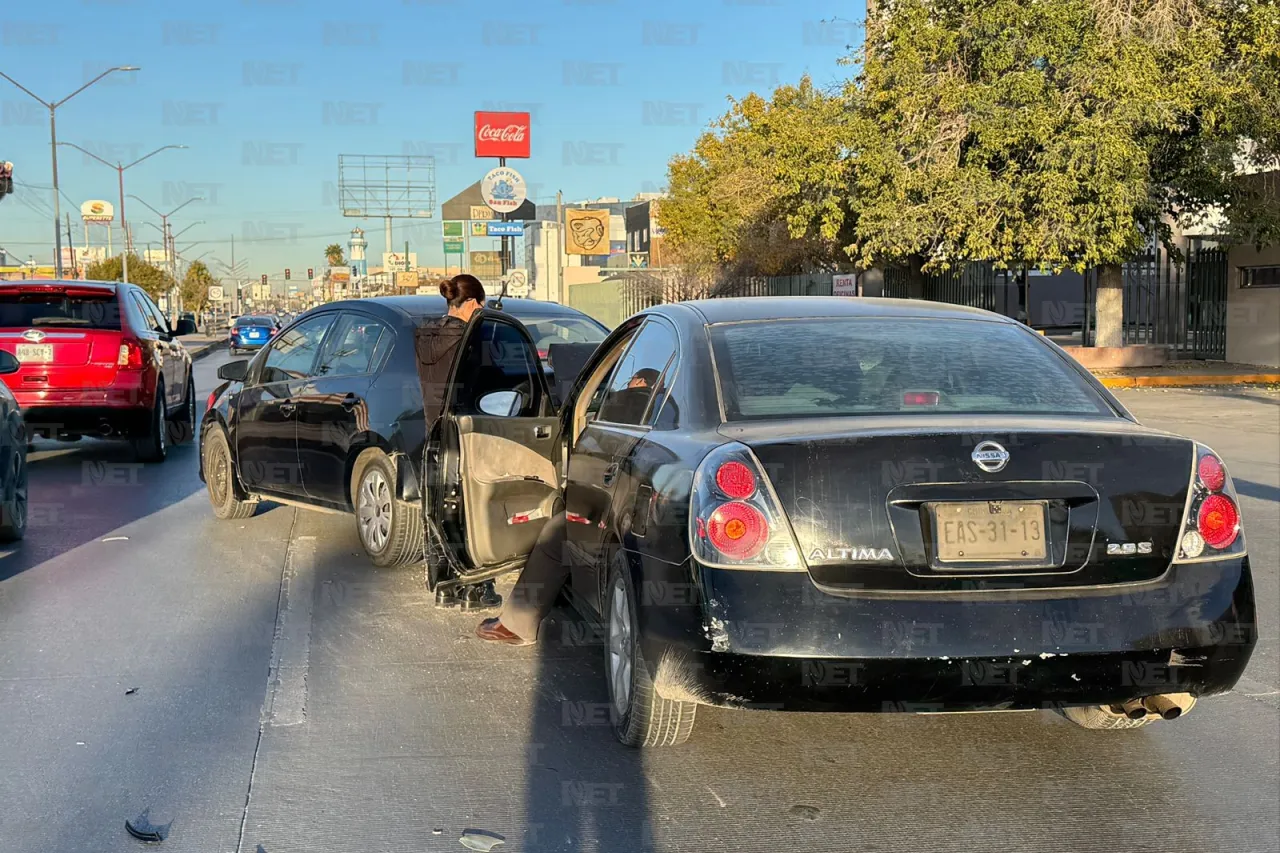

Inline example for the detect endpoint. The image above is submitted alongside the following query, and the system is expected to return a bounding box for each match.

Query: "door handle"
[279,400,296,417]
[341,393,359,411]
[534,424,551,439]
[602,462,619,486]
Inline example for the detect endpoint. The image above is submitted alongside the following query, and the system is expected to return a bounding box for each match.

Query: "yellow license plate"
[933,501,1048,564]
[15,343,53,363]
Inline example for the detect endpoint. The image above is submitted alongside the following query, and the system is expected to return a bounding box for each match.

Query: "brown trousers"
[499,505,569,642]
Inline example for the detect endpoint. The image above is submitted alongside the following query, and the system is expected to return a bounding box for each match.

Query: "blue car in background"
[229,315,278,353]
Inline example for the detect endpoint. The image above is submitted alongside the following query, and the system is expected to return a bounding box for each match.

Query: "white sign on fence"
[832,273,860,297]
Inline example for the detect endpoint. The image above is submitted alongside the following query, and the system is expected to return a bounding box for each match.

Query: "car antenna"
[492,277,508,312]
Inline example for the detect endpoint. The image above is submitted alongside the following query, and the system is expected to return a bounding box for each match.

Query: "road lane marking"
[262,534,316,727]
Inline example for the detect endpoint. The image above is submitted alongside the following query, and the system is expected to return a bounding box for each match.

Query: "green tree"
[84,254,176,302]
[324,243,345,266]
[181,260,217,312]
[846,0,1280,344]
[662,76,856,280]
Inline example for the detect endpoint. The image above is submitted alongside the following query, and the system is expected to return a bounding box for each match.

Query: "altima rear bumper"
[636,557,1257,712]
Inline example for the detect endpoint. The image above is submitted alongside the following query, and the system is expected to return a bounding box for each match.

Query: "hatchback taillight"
[117,339,144,370]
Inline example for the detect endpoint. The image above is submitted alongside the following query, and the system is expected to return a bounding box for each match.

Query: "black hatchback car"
[199,296,608,563]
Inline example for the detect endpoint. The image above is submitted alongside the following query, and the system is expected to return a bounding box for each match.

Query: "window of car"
[257,314,336,383]
[709,318,1118,421]
[520,316,609,356]
[451,317,540,416]
[0,288,122,329]
[314,312,392,377]
[131,292,168,335]
[235,316,274,328]
[595,318,677,426]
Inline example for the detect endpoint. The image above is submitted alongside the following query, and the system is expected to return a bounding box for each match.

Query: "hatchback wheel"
[0,442,28,541]
[351,450,423,568]
[606,553,696,747]
[202,427,258,520]
[132,383,168,463]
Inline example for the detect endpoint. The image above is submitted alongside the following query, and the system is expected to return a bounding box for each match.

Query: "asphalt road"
[0,350,1276,853]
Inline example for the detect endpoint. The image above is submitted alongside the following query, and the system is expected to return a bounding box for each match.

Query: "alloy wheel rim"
[11,452,26,528]
[357,469,392,552]
[608,576,633,715]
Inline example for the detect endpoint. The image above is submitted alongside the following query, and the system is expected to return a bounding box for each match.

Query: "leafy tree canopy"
[324,243,345,266]
[84,254,175,302]
[181,260,217,312]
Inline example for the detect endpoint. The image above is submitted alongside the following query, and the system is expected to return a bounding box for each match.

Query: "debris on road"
[459,829,505,851]
[125,809,171,843]
[102,536,129,543]
[125,687,139,696]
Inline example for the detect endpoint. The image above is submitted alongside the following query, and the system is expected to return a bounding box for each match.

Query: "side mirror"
[478,389,524,417]
[174,318,197,336]
[218,359,250,382]
[0,350,19,375]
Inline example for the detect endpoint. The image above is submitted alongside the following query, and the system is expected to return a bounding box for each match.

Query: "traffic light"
[261,274,268,286]
[307,267,314,279]
[0,161,12,201]
[284,268,291,280]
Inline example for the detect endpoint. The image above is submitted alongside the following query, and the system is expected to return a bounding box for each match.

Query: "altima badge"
[972,440,1010,473]
[808,547,894,562]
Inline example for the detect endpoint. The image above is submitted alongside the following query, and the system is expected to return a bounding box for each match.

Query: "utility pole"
[555,190,565,305]
[64,213,75,278]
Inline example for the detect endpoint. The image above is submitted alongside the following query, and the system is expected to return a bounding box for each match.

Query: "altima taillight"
[690,443,804,571]
[1176,445,1245,561]
[117,339,145,370]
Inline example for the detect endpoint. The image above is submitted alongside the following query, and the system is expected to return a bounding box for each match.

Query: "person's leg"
[478,507,568,644]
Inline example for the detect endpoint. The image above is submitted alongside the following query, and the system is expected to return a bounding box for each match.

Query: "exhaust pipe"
[1143,693,1196,720]
[1118,699,1149,720]
[98,418,113,437]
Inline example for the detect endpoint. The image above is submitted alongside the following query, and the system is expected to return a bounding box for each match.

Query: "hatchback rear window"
[709,318,1115,420]
[0,290,122,330]
[235,316,274,327]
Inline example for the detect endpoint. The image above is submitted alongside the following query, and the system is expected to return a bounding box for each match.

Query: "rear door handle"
[602,462,619,486]
[279,400,296,417]
[533,425,551,439]
[341,393,359,410]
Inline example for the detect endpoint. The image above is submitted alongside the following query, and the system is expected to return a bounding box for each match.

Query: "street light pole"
[128,194,201,322]
[0,66,140,277]
[57,142,186,286]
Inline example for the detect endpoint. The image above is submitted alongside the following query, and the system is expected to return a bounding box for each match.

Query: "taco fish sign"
[481,166,528,215]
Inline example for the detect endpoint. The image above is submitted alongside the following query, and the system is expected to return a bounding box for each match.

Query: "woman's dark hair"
[439,274,486,308]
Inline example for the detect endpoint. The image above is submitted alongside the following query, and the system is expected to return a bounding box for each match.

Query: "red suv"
[0,280,197,462]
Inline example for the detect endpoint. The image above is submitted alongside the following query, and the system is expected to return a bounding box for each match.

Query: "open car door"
[427,310,563,590]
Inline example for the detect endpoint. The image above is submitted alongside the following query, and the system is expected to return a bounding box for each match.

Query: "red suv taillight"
[690,443,805,571]
[1176,446,1245,561]
[117,339,145,370]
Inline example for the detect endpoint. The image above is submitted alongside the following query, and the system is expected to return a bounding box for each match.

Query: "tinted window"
[710,318,1115,420]
[596,318,677,425]
[521,316,608,353]
[0,291,122,330]
[260,314,335,382]
[452,318,538,416]
[131,293,167,333]
[315,313,390,377]
[235,316,275,328]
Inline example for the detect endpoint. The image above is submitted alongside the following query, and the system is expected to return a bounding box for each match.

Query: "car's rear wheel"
[132,383,168,463]
[0,442,28,542]
[167,376,196,445]
[202,427,258,520]
[351,449,423,568]
[606,554,697,747]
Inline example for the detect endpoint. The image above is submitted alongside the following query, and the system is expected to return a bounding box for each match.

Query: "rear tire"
[1058,704,1161,730]
[167,376,196,445]
[132,383,168,463]
[606,554,697,747]
[0,441,28,542]
[202,427,258,520]
[351,450,423,568]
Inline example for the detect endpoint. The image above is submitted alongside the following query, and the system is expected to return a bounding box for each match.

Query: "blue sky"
[1,0,864,277]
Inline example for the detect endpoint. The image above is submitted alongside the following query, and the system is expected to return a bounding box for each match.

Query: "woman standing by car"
[415,275,486,430]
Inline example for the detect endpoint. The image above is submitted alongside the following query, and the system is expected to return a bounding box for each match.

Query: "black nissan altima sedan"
[204,295,1256,748]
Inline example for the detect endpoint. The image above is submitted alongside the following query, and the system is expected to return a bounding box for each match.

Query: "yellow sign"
[470,221,488,237]
[564,208,609,255]
[469,205,494,221]
[395,271,419,289]
[469,251,502,279]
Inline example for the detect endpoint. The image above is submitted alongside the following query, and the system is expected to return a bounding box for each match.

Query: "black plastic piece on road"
[125,809,171,843]
[125,687,138,696]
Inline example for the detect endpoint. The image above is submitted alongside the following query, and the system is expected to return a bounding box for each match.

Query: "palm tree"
[324,243,345,266]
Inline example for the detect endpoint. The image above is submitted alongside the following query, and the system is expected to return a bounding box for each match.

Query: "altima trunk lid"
[720,415,1195,591]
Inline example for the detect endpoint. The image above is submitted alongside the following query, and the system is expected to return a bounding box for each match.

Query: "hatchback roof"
[679,296,1013,324]
[0,279,119,291]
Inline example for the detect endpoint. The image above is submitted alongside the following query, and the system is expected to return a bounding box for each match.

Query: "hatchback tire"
[132,383,168,463]
[351,449,423,568]
[606,553,697,747]
[168,376,196,445]
[202,427,258,520]
[0,442,28,542]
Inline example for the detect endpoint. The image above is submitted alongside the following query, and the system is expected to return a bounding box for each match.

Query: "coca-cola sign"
[474,111,531,158]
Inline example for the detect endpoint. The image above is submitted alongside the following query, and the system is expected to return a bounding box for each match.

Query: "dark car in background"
[0,280,197,462]
[198,296,608,565]
[228,315,278,353]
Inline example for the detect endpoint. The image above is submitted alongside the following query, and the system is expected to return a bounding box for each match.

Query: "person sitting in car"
[476,369,658,646]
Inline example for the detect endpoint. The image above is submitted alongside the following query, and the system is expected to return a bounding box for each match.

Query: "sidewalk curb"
[1097,373,1280,389]
[186,340,227,362]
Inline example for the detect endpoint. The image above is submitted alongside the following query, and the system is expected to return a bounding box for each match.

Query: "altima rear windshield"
[0,291,122,329]
[709,318,1116,420]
